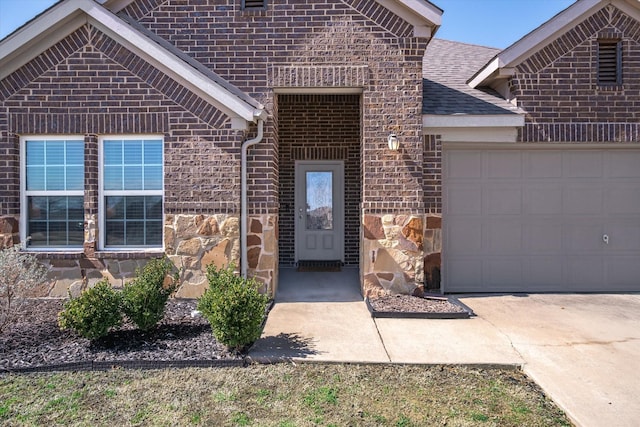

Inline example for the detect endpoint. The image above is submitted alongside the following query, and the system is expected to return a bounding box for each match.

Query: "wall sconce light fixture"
[387,133,400,151]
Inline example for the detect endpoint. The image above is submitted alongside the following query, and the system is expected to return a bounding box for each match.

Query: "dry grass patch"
[0,364,571,426]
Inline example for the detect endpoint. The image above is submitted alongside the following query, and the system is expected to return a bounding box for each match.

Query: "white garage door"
[443,148,640,293]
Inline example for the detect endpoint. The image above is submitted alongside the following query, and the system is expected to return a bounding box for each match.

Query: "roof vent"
[242,0,267,10]
[598,40,621,85]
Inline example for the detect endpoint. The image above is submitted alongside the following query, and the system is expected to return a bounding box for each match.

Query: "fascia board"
[423,113,524,128]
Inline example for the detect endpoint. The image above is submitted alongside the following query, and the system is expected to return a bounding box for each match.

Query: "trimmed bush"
[58,280,122,340]
[197,264,268,352]
[121,257,178,331]
[0,245,48,333]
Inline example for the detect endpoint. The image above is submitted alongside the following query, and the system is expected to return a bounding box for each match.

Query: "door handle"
[603,234,609,245]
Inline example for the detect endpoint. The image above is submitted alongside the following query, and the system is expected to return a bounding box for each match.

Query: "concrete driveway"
[250,271,640,427]
[456,293,640,427]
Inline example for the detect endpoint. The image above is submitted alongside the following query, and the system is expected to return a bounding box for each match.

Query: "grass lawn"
[0,363,571,426]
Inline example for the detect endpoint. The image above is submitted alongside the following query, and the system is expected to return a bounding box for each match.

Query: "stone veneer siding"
[278,94,361,266]
[512,4,640,144]
[1,0,431,297]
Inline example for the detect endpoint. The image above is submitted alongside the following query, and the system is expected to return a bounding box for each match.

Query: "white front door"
[295,161,344,262]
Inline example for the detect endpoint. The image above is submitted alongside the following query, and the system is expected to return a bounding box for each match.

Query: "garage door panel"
[447,220,482,253]
[609,151,640,178]
[607,185,640,215]
[526,151,562,178]
[606,257,640,289]
[564,221,604,252]
[568,256,604,288]
[526,185,562,214]
[605,221,640,251]
[447,151,482,179]
[527,221,563,253]
[486,220,522,254]
[486,186,522,215]
[565,151,604,178]
[564,185,604,215]
[486,258,523,288]
[446,185,482,215]
[488,152,522,178]
[444,148,640,293]
[524,257,564,289]
[446,259,483,289]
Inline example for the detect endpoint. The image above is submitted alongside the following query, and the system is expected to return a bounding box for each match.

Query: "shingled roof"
[422,39,520,116]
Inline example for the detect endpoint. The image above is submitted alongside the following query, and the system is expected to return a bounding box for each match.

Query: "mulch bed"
[367,294,474,319]
[0,299,240,372]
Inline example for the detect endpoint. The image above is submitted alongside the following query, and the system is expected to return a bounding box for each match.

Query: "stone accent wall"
[512,4,640,143]
[362,214,424,297]
[165,214,239,298]
[0,216,19,249]
[247,215,278,295]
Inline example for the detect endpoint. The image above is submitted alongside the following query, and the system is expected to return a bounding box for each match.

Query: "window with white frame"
[100,137,163,249]
[21,138,84,249]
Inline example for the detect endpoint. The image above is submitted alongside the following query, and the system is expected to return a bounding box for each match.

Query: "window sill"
[94,250,165,259]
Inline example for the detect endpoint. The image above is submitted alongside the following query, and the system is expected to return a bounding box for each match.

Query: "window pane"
[104,140,122,165]
[126,196,145,219]
[26,166,45,191]
[48,222,68,246]
[104,166,123,191]
[143,141,162,164]
[28,221,48,246]
[125,221,145,245]
[105,221,124,246]
[106,196,124,220]
[66,166,84,190]
[29,197,48,220]
[68,196,84,220]
[146,196,163,219]
[45,166,65,190]
[124,166,143,190]
[26,141,45,165]
[306,171,333,230]
[124,140,142,164]
[46,141,64,164]
[144,166,163,190]
[48,197,67,220]
[66,141,84,165]
[145,221,162,245]
[68,225,84,245]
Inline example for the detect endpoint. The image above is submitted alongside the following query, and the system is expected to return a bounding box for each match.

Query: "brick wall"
[278,94,361,266]
[124,0,427,216]
[0,25,242,220]
[511,5,640,143]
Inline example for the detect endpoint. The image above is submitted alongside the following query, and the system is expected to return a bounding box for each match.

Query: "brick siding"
[512,4,640,143]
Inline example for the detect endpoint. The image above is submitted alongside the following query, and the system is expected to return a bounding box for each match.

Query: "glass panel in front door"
[305,171,333,230]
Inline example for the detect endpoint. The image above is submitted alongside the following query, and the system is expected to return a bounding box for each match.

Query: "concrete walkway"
[248,269,640,427]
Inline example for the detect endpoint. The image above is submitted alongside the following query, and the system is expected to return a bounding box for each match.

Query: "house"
[0,0,638,298]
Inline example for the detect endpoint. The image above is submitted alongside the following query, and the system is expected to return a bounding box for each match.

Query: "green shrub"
[58,280,122,340]
[197,264,268,351]
[0,245,48,333]
[121,257,178,331]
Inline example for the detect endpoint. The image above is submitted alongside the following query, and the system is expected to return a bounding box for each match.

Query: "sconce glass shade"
[387,133,399,151]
